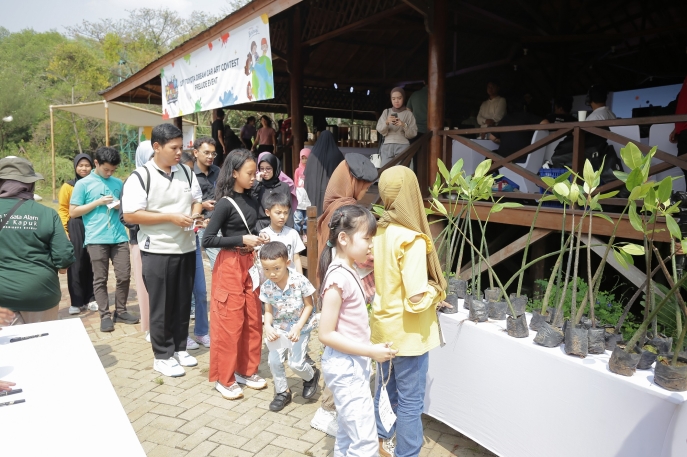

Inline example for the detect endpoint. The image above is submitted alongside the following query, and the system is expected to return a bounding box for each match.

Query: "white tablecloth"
[0,319,145,456]
[425,307,687,457]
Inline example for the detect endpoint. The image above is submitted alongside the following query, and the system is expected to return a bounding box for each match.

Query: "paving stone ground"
[55,252,495,457]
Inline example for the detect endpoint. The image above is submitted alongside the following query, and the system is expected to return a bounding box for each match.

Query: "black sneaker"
[113,311,140,325]
[269,391,292,412]
[305,353,316,367]
[100,316,114,332]
[302,367,320,399]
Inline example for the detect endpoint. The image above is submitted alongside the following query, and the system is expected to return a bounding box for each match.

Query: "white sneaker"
[145,331,150,342]
[68,306,81,315]
[186,336,200,350]
[174,351,198,367]
[215,381,243,400]
[234,372,267,390]
[196,334,210,348]
[310,407,338,436]
[380,435,396,457]
[153,357,185,377]
[87,301,98,311]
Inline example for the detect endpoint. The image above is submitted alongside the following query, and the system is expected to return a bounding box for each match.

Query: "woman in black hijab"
[58,153,96,315]
[253,152,295,230]
[303,130,344,216]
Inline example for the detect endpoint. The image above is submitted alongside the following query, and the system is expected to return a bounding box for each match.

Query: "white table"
[425,307,687,457]
[0,319,145,456]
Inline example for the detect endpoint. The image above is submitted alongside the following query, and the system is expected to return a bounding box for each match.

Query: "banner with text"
[161,14,274,119]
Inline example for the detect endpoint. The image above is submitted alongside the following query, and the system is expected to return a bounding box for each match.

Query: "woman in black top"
[253,152,294,230]
[202,149,267,400]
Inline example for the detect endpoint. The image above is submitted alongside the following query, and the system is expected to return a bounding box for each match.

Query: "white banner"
[161,14,274,119]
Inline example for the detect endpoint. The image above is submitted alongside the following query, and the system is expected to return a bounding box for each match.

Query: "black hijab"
[257,153,282,188]
[67,153,94,187]
[304,130,345,216]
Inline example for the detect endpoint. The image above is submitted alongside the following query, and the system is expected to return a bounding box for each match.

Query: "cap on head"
[0,157,44,183]
[345,153,378,182]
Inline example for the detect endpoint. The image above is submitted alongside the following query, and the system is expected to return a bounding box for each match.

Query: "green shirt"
[70,171,128,246]
[0,198,75,312]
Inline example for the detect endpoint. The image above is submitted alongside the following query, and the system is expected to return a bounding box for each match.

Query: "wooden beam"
[302,4,409,47]
[439,200,670,243]
[101,0,302,102]
[521,22,687,44]
[289,6,304,176]
[459,229,552,280]
[306,206,319,288]
[427,0,446,190]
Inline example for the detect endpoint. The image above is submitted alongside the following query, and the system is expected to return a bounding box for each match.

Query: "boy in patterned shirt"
[259,242,320,412]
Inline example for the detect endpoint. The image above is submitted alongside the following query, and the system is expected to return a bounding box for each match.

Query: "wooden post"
[572,126,585,181]
[49,106,56,202]
[104,102,110,147]
[306,205,319,288]
[427,0,446,187]
[174,116,183,130]
[290,6,304,177]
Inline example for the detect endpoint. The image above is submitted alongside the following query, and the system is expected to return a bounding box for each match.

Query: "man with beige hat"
[0,156,74,324]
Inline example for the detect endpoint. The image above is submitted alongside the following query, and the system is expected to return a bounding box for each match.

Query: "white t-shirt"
[259,225,305,270]
[585,106,617,122]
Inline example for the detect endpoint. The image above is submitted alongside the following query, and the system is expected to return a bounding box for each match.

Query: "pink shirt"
[256,127,276,145]
[322,260,371,344]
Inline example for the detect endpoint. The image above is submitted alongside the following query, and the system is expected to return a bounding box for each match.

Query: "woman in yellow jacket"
[58,153,96,315]
[371,166,448,457]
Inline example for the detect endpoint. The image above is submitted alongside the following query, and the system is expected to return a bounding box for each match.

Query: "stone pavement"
[55,254,495,457]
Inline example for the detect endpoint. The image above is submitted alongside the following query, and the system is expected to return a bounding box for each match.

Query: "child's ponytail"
[317,204,377,290]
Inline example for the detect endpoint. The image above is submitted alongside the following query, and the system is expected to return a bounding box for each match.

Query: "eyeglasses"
[201,151,218,158]
[259,167,273,173]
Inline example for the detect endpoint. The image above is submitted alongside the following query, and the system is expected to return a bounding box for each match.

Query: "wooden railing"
[437,114,687,205]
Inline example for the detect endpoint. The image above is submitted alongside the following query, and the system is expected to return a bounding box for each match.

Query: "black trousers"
[141,251,195,359]
[66,217,94,308]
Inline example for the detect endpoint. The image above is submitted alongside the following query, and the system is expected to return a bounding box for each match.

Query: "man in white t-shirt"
[584,84,617,122]
[122,124,203,378]
[258,192,305,274]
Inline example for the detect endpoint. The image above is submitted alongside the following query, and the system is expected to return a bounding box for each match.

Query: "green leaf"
[621,243,645,256]
[620,142,643,170]
[541,176,556,188]
[625,167,644,191]
[613,248,629,269]
[598,190,619,199]
[614,170,629,182]
[628,202,644,232]
[644,187,657,212]
[622,250,635,266]
[437,160,450,183]
[474,159,491,178]
[540,194,559,202]
[450,159,464,180]
[432,198,447,216]
[657,176,673,205]
[554,171,572,183]
[665,214,682,240]
[583,159,595,188]
[593,213,614,224]
[490,203,504,213]
[500,202,523,208]
[553,182,569,196]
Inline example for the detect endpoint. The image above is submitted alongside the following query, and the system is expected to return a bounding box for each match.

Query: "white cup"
[578,110,587,121]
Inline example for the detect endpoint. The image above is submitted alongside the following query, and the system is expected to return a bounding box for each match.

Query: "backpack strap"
[131,165,152,197]
[180,164,192,187]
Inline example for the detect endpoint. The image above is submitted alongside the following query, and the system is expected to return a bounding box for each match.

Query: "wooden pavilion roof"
[101,0,687,120]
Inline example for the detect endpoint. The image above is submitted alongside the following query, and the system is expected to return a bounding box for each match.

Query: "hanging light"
[350,87,354,93]
[367,90,370,96]
[334,83,338,89]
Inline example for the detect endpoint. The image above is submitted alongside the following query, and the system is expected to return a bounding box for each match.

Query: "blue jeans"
[198,227,220,271]
[192,235,209,336]
[293,209,306,235]
[374,353,429,457]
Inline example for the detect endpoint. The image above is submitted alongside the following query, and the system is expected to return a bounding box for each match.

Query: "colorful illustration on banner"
[208,42,213,51]
[221,33,230,45]
[162,109,170,120]
[165,76,179,105]
[249,38,273,100]
[220,90,238,106]
[183,54,191,64]
[247,82,253,101]
[194,99,202,112]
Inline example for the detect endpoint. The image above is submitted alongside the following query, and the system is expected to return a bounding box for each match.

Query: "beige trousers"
[17,305,59,324]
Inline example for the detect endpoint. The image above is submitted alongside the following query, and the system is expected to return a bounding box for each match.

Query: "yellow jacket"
[371,223,445,356]
[57,183,73,235]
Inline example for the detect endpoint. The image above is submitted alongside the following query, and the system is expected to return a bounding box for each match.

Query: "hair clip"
[326,240,334,248]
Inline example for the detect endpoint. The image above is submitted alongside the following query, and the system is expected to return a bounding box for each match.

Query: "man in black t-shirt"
[541,96,576,124]
[211,109,226,167]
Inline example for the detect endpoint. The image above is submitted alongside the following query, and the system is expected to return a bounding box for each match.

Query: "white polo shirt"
[122,160,202,254]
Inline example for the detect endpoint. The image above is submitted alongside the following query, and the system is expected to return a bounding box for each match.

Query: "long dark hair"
[215,149,255,199]
[317,204,377,288]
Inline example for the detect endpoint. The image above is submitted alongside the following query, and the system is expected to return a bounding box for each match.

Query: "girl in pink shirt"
[318,204,397,456]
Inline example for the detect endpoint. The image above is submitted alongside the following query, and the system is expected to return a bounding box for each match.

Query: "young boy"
[259,193,305,273]
[259,242,320,411]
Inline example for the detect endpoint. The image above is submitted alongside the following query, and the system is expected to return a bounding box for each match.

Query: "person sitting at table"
[376,87,418,167]
[488,95,543,164]
[0,157,75,324]
[541,96,576,124]
[476,80,507,129]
